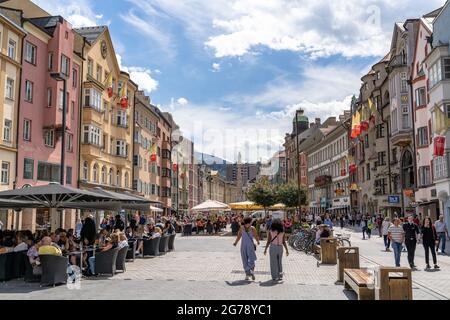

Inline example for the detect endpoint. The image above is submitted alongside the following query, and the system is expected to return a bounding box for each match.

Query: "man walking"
[388,218,405,267]
[403,215,419,269]
[435,215,449,255]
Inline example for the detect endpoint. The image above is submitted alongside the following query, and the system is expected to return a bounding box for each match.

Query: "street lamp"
[295,110,302,216]
[206,174,213,200]
[50,72,68,185]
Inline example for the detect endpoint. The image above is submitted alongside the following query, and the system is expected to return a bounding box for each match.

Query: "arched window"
[83,161,89,180]
[116,170,121,187]
[124,172,129,188]
[402,150,415,188]
[93,164,98,183]
[101,166,107,184]
[108,168,113,185]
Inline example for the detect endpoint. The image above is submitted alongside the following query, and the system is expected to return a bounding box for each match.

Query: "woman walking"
[233,217,260,280]
[382,217,391,251]
[264,219,289,281]
[421,217,440,270]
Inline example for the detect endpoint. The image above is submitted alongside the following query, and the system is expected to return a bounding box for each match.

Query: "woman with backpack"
[264,219,289,281]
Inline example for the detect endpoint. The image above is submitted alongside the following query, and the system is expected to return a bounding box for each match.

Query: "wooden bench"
[343,268,375,300]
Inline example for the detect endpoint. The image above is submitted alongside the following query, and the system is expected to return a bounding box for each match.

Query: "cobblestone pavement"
[0,232,443,300]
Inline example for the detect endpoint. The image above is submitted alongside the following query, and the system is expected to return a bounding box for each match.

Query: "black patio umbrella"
[0,183,116,208]
[89,188,153,211]
[0,198,45,210]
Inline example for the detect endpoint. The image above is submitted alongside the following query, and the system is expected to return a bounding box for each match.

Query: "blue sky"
[34,0,445,163]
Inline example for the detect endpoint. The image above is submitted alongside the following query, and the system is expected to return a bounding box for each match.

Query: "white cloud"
[32,0,104,27]
[177,98,189,105]
[117,54,159,93]
[212,63,221,72]
[204,0,444,58]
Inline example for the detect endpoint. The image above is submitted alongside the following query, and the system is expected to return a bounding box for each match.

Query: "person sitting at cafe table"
[151,227,162,239]
[125,226,134,240]
[39,237,62,256]
[27,239,42,275]
[118,233,129,249]
[87,234,118,275]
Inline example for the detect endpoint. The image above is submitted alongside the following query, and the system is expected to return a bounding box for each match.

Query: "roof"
[424,6,443,18]
[27,16,63,36]
[74,26,107,45]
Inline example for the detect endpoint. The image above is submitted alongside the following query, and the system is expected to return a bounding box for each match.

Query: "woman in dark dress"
[80,216,96,246]
[421,217,440,270]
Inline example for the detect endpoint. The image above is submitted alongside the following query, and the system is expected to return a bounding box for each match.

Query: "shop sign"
[388,196,400,204]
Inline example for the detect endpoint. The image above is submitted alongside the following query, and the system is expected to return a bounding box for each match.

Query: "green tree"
[247,178,277,214]
[276,183,308,214]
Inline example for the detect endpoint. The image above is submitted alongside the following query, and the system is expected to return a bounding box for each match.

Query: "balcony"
[162,140,170,150]
[81,143,103,159]
[161,158,171,169]
[388,54,407,70]
[391,131,413,147]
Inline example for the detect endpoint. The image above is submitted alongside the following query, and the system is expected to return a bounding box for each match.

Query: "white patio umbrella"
[192,200,231,212]
[150,206,163,212]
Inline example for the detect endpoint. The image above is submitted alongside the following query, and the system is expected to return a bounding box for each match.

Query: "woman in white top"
[381,217,391,251]
[264,219,289,281]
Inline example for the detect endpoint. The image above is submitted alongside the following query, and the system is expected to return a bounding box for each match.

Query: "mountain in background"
[194,152,233,179]
[194,152,233,165]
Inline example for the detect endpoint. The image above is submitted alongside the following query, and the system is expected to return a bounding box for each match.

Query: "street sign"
[388,196,400,204]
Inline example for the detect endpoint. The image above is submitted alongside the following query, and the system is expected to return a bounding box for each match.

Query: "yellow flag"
[104,72,112,87]
[361,105,370,121]
[351,110,361,129]
[150,142,157,154]
[119,82,127,98]
[368,98,377,115]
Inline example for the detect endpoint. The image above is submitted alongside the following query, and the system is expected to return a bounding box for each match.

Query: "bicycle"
[334,232,351,247]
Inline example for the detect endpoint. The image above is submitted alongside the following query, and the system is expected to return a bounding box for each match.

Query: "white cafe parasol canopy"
[192,200,231,212]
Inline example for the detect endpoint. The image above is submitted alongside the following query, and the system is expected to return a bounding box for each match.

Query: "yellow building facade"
[75,26,136,194]
[0,11,25,229]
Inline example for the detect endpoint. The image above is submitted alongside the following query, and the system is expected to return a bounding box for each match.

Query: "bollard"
[337,247,360,282]
[320,237,338,264]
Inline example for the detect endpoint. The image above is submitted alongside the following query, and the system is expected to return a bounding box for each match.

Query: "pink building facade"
[17,16,81,231]
[412,17,440,221]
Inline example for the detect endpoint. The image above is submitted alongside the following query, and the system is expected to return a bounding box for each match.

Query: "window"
[116,170,121,187]
[435,156,448,180]
[6,78,14,99]
[3,119,11,142]
[446,104,450,119]
[101,166,107,184]
[364,135,369,148]
[96,64,102,82]
[48,52,53,71]
[444,58,450,80]
[25,80,33,102]
[400,80,408,93]
[7,39,16,60]
[83,125,102,146]
[87,58,93,77]
[47,88,52,107]
[124,172,129,188]
[377,152,386,166]
[66,166,72,185]
[392,148,398,163]
[66,133,73,152]
[402,150,415,188]
[61,55,70,76]
[108,168,113,185]
[376,123,385,139]
[375,179,387,195]
[402,106,410,129]
[23,158,34,179]
[23,119,31,141]
[429,59,442,88]
[93,164,99,183]
[418,127,429,147]
[72,68,77,88]
[84,88,102,112]
[82,161,89,180]
[419,166,431,187]
[415,87,426,107]
[37,161,60,182]
[44,130,55,147]
[116,140,127,157]
[58,89,64,109]
[1,162,9,184]
[25,42,37,64]
[366,163,370,180]
[116,110,127,127]
[71,101,75,120]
